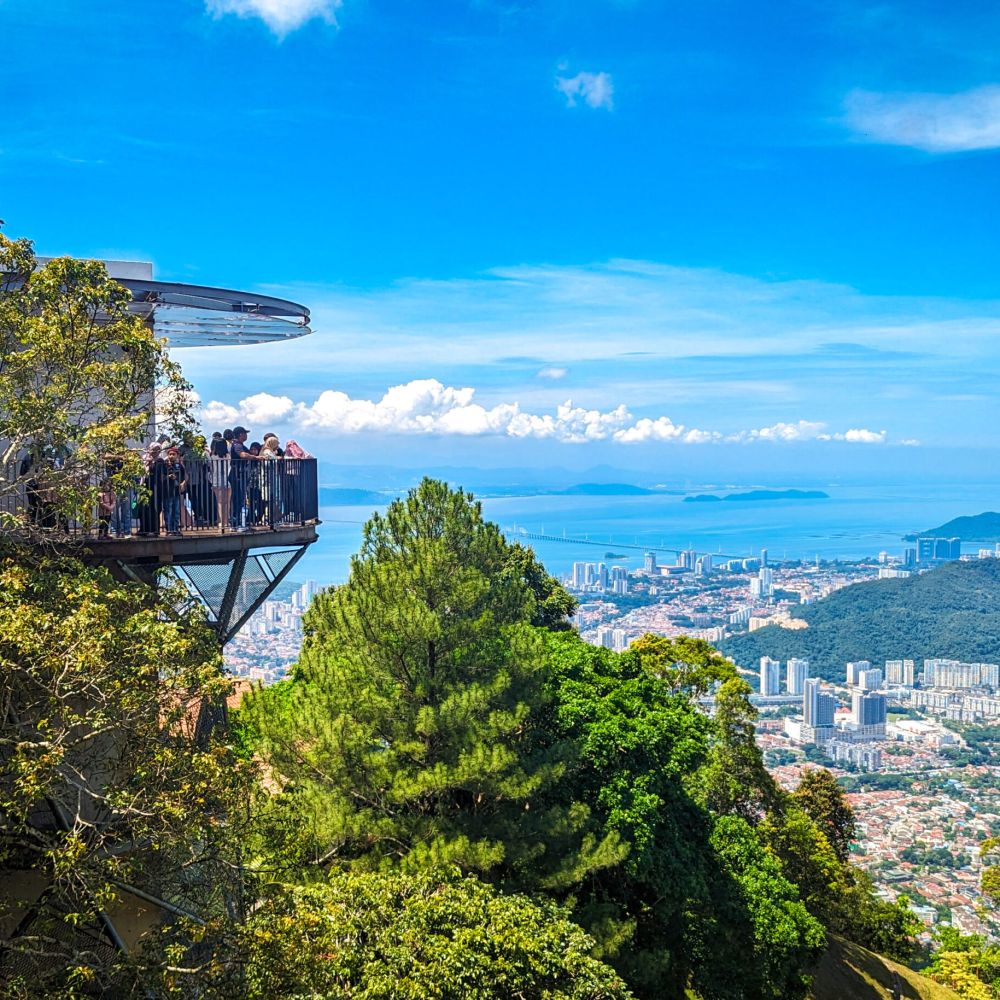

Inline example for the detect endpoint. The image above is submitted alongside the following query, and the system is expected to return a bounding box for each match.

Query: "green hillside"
[808,936,959,1000]
[720,558,1000,682]
[905,511,1000,542]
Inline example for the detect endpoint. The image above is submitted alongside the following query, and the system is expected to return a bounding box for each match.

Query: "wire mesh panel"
[174,562,235,621]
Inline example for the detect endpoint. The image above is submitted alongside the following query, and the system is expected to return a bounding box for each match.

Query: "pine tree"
[249,479,605,883]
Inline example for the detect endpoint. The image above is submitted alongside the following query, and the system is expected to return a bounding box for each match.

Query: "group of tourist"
[96,427,312,538]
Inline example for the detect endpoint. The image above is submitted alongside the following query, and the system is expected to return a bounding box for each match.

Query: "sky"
[3,0,1000,482]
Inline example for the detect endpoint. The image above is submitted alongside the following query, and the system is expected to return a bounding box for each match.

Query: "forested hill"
[905,511,1000,542]
[719,559,1000,681]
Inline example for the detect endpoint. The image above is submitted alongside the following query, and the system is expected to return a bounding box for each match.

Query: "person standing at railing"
[282,440,311,522]
[137,442,164,536]
[228,426,256,533]
[209,436,231,532]
[260,434,281,528]
[162,447,187,536]
[183,435,211,528]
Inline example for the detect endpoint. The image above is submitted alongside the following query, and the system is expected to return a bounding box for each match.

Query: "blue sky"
[4,0,1000,480]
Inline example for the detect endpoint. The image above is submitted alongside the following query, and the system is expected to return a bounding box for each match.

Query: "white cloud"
[205,0,340,36]
[556,71,614,110]
[738,420,827,443]
[537,366,568,379]
[203,380,895,446]
[841,428,886,444]
[845,86,1000,152]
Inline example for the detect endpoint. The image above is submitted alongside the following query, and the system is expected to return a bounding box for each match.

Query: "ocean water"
[292,481,1000,587]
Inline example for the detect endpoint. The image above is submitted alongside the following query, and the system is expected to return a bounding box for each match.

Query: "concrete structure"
[786,657,809,695]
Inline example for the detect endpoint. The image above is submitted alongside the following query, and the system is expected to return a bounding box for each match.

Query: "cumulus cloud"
[556,71,614,110]
[841,428,887,444]
[205,0,340,35]
[202,380,895,446]
[537,366,568,379]
[845,86,1000,152]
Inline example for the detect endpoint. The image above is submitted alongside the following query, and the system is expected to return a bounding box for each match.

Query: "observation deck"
[8,453,321,645]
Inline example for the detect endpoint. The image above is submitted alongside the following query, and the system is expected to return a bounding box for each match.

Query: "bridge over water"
[502,527,750,563]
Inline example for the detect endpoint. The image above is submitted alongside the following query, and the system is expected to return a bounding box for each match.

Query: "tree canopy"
[0,232,192,540]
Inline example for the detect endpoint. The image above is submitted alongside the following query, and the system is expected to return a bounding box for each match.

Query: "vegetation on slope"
[809,935,960,1000]
[720,559,1000,681]
[905,512,1000,543]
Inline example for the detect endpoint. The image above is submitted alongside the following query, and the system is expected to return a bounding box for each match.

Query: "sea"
[292,481,1000,587]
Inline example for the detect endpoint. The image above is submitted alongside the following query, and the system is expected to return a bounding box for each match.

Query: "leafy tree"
[697,674,780,821]
[706,816,825,1000]
[0,232,193,540]
[629,633,735,697]
[233,870,632,1000]
[245,479,605,882]
[0,552,254,996]
[502,540,577,630]
[792,767,857,863]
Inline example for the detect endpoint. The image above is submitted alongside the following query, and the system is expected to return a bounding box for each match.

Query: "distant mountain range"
[684,489,830,503]
[719,559,1000,682]
[904,511,1000,542]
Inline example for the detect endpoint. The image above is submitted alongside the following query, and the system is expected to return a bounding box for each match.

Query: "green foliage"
[697,674,781,821]
[0,233,194,540]
[244,478,589,880]
[0,552,254,995]
[792,768,856,863]
[502,540,578,630]
[720,559,1000,680]
[239,870,632,1000]
[707,816,826,1000]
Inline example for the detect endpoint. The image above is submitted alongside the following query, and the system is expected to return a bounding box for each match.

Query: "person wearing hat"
[228,426,256,532]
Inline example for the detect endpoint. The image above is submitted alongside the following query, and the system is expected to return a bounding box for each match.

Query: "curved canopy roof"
[35,258,312,348]
[123,277,311,348]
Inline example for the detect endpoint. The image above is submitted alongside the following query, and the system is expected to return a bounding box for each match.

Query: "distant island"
[684,489,829,504]
[904,511,1000,543]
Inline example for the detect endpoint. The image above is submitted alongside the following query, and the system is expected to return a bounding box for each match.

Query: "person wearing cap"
[228,426,256,532]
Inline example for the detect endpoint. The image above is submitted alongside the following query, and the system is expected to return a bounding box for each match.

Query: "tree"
[245,479,605,882]
[0,552,254,996]
[697,674,781,821]
[705,816,825,1000]
[0,232,193,540]
[792,768,856,863]
[234,870,632,1000]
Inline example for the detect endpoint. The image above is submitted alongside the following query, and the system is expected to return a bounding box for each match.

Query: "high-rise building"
[760,656,781,696]
[643,552,657,574]
[695,554,713,576]
[597,563,610,590]
[917,537,962,562]
[612,628,629,652]
[803,678,836,727]
[572,562,588,588]
[760,548,768,567]
[846,660,871,686]
[857,667,883,691]
[596,625,615,649]
[885,659,915,686]
[852,690,887,726]
[903,547,917,568]
[786,658,809,695]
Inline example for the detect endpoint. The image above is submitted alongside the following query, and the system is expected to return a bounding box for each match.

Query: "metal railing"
[2,456,318,539]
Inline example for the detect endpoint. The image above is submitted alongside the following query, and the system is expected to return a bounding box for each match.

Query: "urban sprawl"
[225,534,1000,942]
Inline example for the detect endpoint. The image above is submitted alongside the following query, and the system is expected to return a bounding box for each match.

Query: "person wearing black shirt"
[228,426,256,532]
